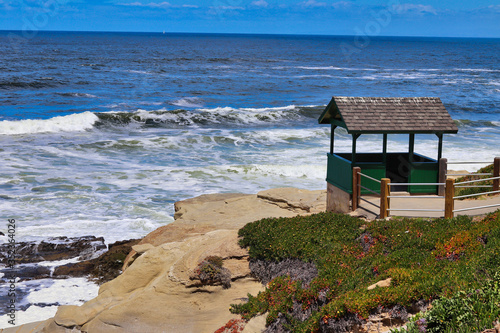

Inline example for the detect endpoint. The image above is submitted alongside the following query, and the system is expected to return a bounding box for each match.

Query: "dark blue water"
[1,32,499,121]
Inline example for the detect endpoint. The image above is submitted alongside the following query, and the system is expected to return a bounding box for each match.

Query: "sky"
[0,0,499,37]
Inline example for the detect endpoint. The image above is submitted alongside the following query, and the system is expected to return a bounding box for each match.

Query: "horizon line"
[1,29,499,40]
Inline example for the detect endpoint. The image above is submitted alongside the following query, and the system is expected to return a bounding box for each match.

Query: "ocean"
[0,31,499,326]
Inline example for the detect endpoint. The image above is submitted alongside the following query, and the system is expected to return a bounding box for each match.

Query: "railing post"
[352,167,361,211]
[493,157,500,192]
[380,178,390,219]
[445,178,455,219]
[438,158,447,196]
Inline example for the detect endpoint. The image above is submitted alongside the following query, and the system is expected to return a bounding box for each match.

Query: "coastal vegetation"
[231,210,500,332]
[455,163,497,200]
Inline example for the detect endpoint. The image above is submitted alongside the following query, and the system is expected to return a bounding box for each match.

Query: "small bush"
[192,255,231,289]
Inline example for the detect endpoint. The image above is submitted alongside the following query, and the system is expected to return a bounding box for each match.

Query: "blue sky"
[1,0,499,37]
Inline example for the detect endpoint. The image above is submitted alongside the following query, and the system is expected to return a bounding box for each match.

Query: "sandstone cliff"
[5,188,325,333]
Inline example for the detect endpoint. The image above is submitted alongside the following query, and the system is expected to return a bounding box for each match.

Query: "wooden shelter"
[318,96,458,212]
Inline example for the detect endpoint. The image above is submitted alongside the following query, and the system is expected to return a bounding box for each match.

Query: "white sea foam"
[0,112,99,135]
[58,92,98,98]
[296,66,346,70]
[454,68,500,73]
[295,66,378,71]
[0,278,99,329]
[125,69,153,75]
[171,97,204,108]
[230,164,326,180]
[127,105,304,127]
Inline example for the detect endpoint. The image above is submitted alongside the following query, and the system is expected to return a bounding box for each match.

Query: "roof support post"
[436,133,443,161]
[409,133,415,163]
[383,134,388,165]
[352,134,360,164]
[330,124,336,155]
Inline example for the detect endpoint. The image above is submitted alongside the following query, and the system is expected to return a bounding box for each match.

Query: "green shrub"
[232,210,500,332]
[192,255,231,289]
[454,164,496,200]
[393,272,500,333]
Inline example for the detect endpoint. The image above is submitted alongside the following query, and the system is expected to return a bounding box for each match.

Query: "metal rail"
[358,172,382,184]
[447,173,493,176]
[454,190,500,200]
[388,183,445,186]
[455,185,493,188]
[453,204,500,213]
[387,195,445,199]
[388,208,445,212]
[455,176,500,185]
[447,161,491,164]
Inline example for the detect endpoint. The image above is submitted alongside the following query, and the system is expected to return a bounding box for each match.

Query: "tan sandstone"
[3,188,325,333]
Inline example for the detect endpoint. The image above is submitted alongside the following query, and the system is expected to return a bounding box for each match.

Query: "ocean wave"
[123,69,154,75]
[57,92,98,98]
[0,112,99,135]
[455,119,500,128]
[94,105,323,128]
[171,97,204,108]
[0,77,64,90]
[454,68,500,73]
[295,66,378,71]
[225,164,326,179]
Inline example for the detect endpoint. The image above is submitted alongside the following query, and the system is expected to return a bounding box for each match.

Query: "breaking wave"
[94,105,323,128]
[0,105,324,135]
[0,112,99,135]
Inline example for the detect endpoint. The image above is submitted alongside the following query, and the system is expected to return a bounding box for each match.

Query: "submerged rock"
[0,236,106,264]
[90,238,141,283]
[51,239,140,283]
[0,265,51,281]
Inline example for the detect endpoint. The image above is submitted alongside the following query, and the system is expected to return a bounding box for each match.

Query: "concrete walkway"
[351,193,500,220]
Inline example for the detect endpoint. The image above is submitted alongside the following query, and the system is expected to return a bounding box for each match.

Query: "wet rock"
[0,265,51,281]
[53,260,96,278]
[49,239,140,283]
[89,238,140,284]
[0,236,106,264]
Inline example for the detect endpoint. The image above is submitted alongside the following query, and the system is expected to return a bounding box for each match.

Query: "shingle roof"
[318,96,458,134]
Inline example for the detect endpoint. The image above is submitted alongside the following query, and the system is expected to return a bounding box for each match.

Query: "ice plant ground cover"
[392,272,500,333]
[232,210,500,332]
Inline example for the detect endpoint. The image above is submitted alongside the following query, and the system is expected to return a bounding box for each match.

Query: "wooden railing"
[353,157,500,219]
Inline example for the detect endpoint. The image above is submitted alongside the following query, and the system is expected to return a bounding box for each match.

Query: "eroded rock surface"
[5,188,326,333]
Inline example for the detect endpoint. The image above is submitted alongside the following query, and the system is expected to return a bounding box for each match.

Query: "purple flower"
[416,318,427,332]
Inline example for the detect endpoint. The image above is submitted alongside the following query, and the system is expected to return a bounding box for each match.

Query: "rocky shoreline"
[3,188,327,333]
[0,237,142,284]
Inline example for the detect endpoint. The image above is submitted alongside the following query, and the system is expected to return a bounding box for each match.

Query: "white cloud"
[299,0,328,8]
[331,1,352,10]
[487,5,500,12]
[392,3,437,15]
[218,6,245,10]
[251,0,268,8]
[120,2,198,9]
[122,2,173,8]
